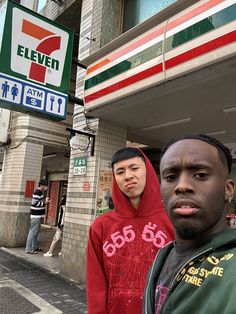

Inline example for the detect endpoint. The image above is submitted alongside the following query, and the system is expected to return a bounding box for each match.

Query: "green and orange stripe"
[84,0,236,104]
[87,0,226,76]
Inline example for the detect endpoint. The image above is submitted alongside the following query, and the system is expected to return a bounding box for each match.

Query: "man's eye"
[195,172,209,180]
[165,174,176,182]
[116,171,124,175]
[131,167,139,171]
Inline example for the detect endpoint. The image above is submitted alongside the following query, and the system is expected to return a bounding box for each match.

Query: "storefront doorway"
[45,180,67,226]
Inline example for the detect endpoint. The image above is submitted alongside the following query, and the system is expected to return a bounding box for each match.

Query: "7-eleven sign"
[11,11,68,87]
[15,19,62,85]
[0,0,73,121]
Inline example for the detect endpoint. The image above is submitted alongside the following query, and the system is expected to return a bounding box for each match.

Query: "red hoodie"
[86,150,174,314]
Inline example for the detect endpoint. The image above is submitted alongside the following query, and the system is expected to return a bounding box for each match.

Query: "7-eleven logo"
[11,7,69,87]
[19,19,61,84]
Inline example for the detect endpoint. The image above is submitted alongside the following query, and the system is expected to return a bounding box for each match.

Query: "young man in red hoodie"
[86,147,174,314]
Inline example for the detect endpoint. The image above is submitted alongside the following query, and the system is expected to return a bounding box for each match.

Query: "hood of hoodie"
[112,148,164,218]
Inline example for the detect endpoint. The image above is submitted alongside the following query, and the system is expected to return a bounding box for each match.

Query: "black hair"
[60,195,66,206]
[111,147,144,168]
[161,134,232,173]
[39,179,48,186]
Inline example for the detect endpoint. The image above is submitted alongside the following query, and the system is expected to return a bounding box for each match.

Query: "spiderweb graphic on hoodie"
[104,226,157,302]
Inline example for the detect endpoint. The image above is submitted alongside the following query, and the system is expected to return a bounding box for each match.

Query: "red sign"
[25,180,35,198]
[83,182,91,192]
[46,181,60,225]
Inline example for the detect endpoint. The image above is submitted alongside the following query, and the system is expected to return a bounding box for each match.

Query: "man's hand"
[45,197,50,204]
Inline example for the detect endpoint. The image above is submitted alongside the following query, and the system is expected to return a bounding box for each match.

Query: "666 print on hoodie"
[103,222,168,257]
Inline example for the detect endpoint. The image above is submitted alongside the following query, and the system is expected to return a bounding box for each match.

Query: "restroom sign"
[0,0,73,120]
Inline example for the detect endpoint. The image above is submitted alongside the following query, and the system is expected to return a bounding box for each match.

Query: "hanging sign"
[70,134,90,151]
[0,0,73,121]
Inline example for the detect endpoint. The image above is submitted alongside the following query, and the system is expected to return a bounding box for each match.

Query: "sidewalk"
[1,246,60,274]
[0,225,87,313]
[3,225,61,275]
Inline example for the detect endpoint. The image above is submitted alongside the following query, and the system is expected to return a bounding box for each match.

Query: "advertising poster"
[96,159,113,217]
[46,180,60,225]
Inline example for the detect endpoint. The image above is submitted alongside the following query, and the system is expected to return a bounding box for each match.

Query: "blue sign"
[0,72,67,120]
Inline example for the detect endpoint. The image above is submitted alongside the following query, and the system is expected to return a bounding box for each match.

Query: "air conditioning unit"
[0,108,10,143]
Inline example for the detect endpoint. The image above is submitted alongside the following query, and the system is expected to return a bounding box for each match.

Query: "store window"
[123,0,177,32]
[36,0,47,12]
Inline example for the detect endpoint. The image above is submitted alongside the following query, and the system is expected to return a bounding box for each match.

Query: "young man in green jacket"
[143,134,236,314]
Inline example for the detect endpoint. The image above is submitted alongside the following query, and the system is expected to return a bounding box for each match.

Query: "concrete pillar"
[0,142,43,246]
[60,0,124,284]
[61,119,127,283]
[0,113,43,247]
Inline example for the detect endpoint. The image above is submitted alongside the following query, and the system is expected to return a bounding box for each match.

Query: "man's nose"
[124,169,133,180]
[174,173,194,194]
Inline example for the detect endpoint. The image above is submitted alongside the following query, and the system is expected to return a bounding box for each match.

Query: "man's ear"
[225,179,235,202]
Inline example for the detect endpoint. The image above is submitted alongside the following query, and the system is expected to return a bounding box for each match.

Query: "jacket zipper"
[159,247,213,313]
[144,248,163,314]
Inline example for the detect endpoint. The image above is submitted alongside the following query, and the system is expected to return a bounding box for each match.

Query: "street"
[0,248,87,314]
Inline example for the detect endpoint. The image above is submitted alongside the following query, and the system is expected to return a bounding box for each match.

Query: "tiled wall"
[100,0,122,47]
[61,119,127,283]
[0,105,73,247]
[0,121,44,246]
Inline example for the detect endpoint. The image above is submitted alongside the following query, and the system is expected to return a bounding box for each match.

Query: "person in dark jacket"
[143,134,236,314]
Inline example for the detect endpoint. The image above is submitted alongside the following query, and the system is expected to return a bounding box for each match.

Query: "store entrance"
[45,180,67,226]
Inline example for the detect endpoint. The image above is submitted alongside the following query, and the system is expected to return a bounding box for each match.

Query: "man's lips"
[125,182,136,189]
[173,199,200,216]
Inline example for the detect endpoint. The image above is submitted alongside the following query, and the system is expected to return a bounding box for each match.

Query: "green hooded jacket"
[143,229,236,314]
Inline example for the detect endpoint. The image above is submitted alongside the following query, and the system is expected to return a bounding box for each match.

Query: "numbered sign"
[73,157,87,176]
